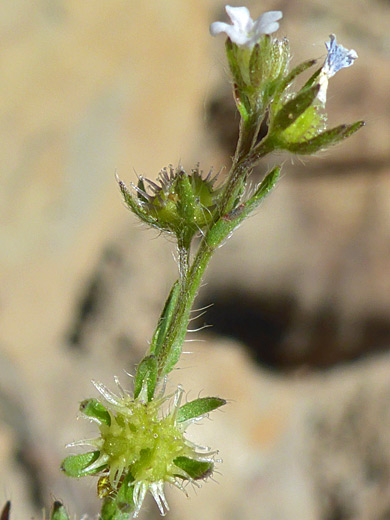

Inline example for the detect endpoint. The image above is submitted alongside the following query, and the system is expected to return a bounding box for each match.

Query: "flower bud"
[118,165,222,246]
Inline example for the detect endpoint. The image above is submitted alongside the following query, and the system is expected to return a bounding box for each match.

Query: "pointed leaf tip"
[61,451,105,478]
[285,120,364,154]
[177,396,226,423]
[51,502,70,520]
[80,398,111,426]
[174,456,214,480]
[134,355,158,401]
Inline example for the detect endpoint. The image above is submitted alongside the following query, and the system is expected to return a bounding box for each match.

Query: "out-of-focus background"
[1,1,390,519]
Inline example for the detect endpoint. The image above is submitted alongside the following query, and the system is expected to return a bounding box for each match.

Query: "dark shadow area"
[66,246,122,350]
[197,288,390,371]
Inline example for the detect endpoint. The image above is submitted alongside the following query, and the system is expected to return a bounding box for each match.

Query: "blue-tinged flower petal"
[318,34,358,104]
[323,34,358,78]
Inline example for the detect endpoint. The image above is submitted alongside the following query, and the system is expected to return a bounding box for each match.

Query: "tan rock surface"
[1,1,390,520]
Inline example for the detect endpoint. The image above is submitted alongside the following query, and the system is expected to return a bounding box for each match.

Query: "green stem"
[218,135,274,217]
[155,238,213,379]
[147,136,276,386]
[233,113,261,165]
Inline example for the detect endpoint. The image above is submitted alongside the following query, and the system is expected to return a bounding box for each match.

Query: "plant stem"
[155,237,214,380]
[218,135,274,217]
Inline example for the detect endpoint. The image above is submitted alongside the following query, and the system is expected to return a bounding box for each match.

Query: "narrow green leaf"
[302,66,322,90]
[80,398,111,426]
[285,120,365,154]
[177,397,226,423]
[248,166,281,205]
[134,355,158,401]
[161,334,186,376]
[206,165,281,249]
[0,502,10,520]
[61,451,104,477]
[150,281,181,357]
[279,59,317,94]
[174,456,213,480]
[50,502,70,520]
[272,84,320,132]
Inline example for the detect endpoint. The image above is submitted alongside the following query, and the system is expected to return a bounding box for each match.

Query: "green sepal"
[174,456,213,480]
[150,280,180,358]
[134,355,158,401]
[117,178,158,227]
[50,502,70,520]
[283,121,365,154]
[272,84,320,132]
[0,502,10,520]
[249,42,262,87]
[273,59,317,106]
[302,66,322,90]
[136,177,149,203]
[80,398,111,426]
[177,397,226,423]
[116,472,135,506]
[225,38,244,87]
[176,171,197,247]
[234,84,251,123]
[176,171,196,223]
[61,451,105,477]
[225,39,252,121]
[99,472,135,520]
[206,165,281,249]
[100,498,132,520]
[280,104,325,143]
[249,38,271,88]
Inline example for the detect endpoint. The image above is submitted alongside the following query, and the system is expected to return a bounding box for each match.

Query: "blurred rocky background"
[1,1,390,519]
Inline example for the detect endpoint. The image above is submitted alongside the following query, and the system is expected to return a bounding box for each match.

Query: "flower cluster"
[62,377,225,517]
[210,5,363,155]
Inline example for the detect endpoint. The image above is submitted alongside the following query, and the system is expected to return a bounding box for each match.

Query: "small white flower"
[210,5,283,47]
[318,34,358,104]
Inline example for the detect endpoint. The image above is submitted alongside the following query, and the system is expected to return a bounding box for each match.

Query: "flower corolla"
[318,34,358,104]
[210,5,282,47]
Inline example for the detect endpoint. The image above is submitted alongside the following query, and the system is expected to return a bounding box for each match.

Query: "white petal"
[210,6,283,47]
[225,5,253,33]
[209,21,250,45]
[253,10,283,37]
